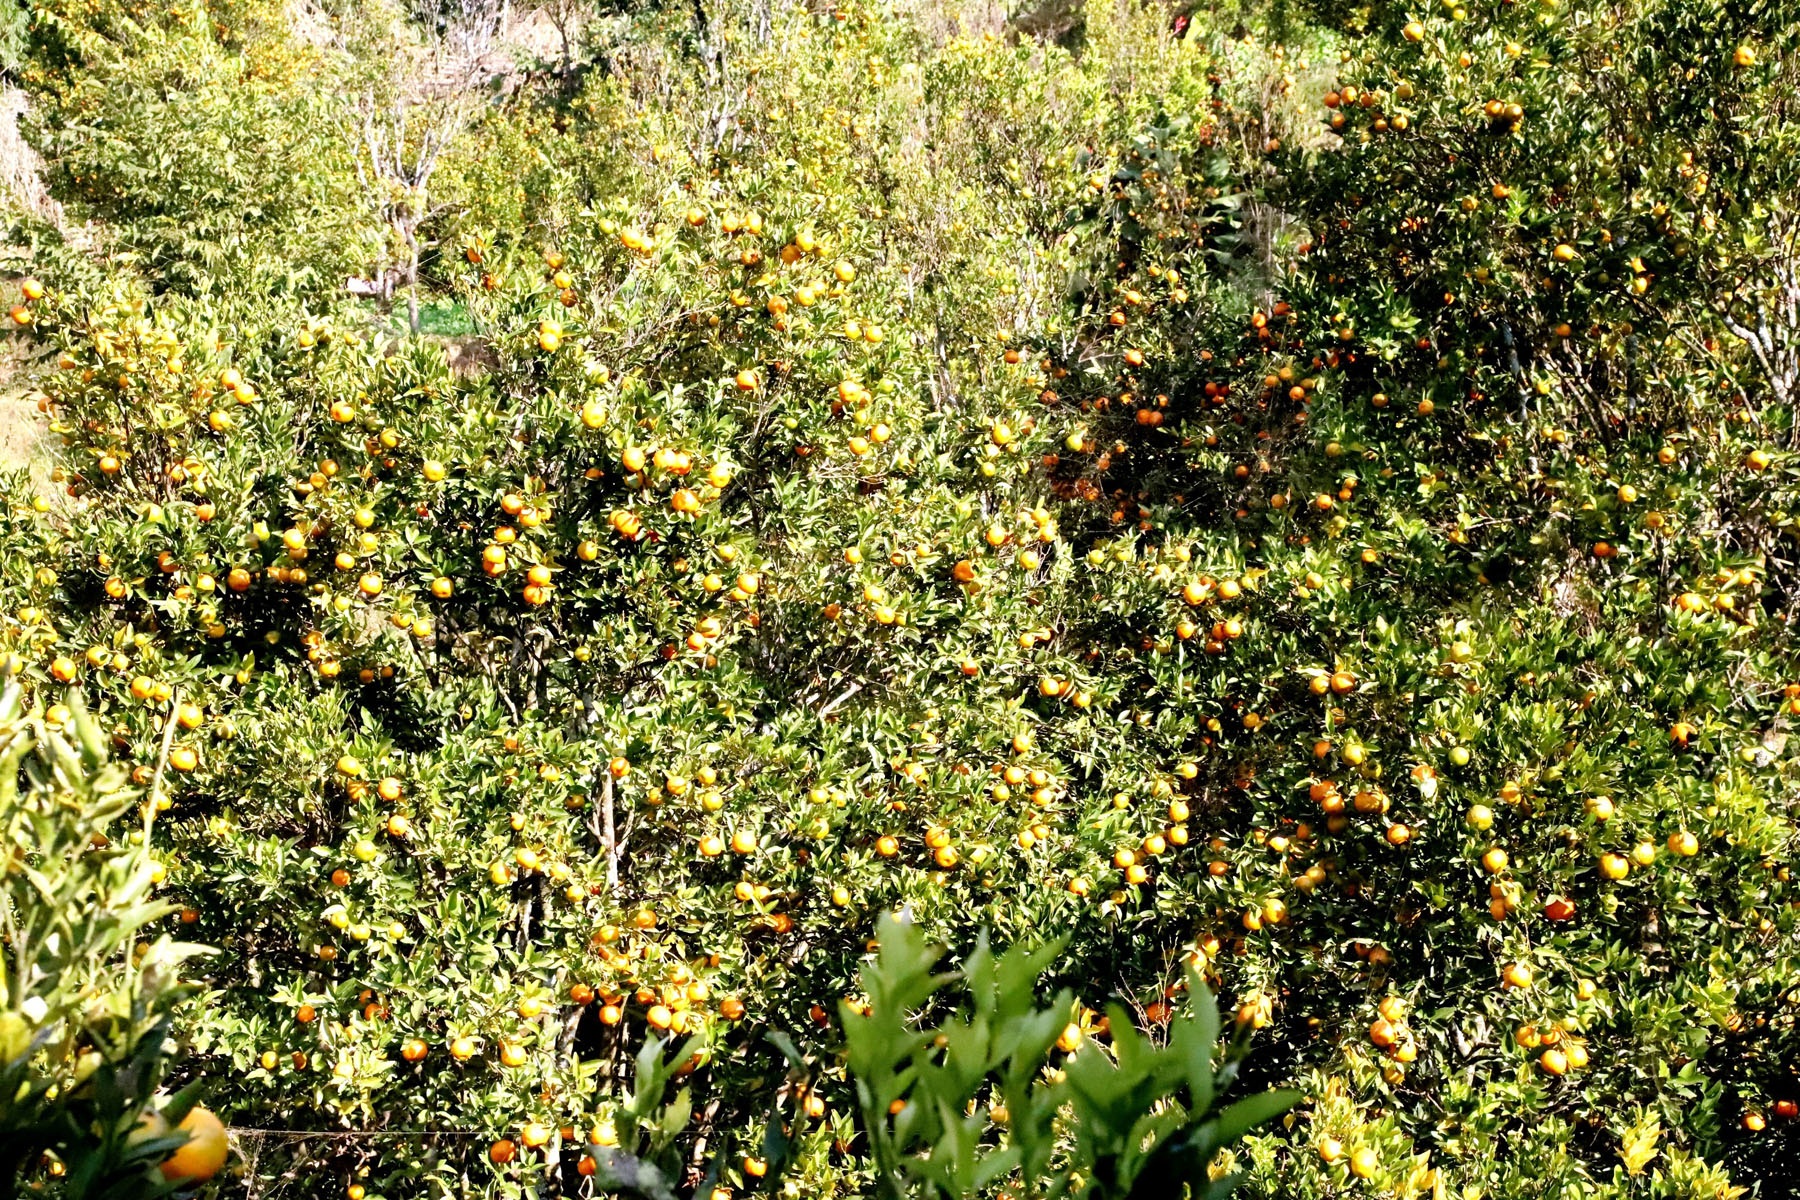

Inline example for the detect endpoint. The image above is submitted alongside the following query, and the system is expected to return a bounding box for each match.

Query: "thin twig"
[143,688,181,845]
[603,771,619,892]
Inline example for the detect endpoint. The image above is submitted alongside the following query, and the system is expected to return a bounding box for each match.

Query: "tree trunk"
[406,225,422,335]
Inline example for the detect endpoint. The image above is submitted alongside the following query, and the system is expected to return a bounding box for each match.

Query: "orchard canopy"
[3,0,1800,1196]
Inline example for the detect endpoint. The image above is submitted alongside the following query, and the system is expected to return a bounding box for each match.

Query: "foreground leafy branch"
[0,683,213,1198]
[843,912,1299,1200]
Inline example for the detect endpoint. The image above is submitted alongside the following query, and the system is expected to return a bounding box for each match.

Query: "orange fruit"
[160,1107,229,1183]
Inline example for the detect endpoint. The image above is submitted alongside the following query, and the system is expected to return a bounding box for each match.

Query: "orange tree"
[3,0,1799,1196]
[1247,0,1800,1188]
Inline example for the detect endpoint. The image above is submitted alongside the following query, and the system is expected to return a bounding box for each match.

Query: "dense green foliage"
[3,0,1799,1196]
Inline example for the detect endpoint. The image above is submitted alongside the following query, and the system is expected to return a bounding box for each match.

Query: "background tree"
[356,0,508,331]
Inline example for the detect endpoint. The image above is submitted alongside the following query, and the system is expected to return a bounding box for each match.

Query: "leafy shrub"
[838,912,1296,1200]
[1,0,1797,1196]
[20,0,372,297]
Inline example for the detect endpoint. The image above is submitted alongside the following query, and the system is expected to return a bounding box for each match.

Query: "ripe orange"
[160,1107,229,1183]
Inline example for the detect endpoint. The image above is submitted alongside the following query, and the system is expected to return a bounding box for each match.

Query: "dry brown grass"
[0,81,57,484]
[0,87,61,224]
[0,393,45,472]
[0,323,50,485]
